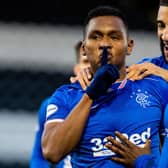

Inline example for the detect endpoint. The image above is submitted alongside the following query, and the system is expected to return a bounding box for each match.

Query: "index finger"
[115,131,133,147]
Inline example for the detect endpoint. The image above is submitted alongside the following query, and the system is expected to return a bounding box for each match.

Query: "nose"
[99,46,111,50]
[161,26,168,41]
[99,37,112,50]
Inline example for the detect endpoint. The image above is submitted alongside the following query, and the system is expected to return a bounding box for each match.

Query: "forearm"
[59,94,93,152]
[42,63,119,163]
[42,94,93,163]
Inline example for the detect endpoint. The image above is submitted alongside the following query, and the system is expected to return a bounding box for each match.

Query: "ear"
[127,39,134,55]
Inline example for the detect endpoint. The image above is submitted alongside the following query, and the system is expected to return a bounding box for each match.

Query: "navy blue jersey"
[30,98,72,168]
[46,74,168,168]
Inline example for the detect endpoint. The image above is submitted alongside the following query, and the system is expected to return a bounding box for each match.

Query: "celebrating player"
[42,6,168,168]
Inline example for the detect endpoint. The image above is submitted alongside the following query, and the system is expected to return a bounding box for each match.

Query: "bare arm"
[42,94,93,163]
[42,63,119,163]
[127,62,168,82]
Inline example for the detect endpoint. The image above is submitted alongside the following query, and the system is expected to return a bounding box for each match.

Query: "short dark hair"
[83,6,128,36]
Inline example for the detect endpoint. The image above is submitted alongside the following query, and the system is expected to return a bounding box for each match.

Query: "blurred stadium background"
[0,0,161,167]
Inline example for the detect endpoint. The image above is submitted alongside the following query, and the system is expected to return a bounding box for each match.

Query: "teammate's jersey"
[132,56,168,168]
[135,105,168,168]
[46,74,168,168]
[30,98,72,168]
[138,55,168,69]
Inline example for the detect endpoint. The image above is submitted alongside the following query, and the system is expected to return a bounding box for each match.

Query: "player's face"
[83,16,133,73]
[157,6,168,62]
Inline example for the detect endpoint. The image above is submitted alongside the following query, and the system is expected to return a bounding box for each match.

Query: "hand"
[70,67,93,89]
[70,76,78,83]
[70,47,109,89]
[105,131,151,168]
[86,64,119,99]
[126,62,168,81]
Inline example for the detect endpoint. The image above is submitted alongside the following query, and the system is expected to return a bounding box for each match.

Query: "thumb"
[70,76,78,83]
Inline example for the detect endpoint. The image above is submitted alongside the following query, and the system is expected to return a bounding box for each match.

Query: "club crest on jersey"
[46,104,58,118]
[130,90,151,108]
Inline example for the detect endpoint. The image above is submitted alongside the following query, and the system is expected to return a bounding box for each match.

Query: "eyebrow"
[157,20,164,24]
[89,30,102,35]
[90,30,122,35]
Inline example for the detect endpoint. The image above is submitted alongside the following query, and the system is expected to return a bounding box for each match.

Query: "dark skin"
[103,5,168,167]
[42,15,133,163]
[69,5,168,168]
[73,6,168,85]
[105,131,151,168]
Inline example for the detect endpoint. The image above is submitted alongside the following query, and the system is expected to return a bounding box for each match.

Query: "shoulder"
[138,55,163,65]
[144,75,167,83]
[40,98,50,108]
[142,75,168,86]
[48,82,84,105]
[132,75,168,94]
[37,98,50,125]
[52,82,82,95]
[139,76,168,102]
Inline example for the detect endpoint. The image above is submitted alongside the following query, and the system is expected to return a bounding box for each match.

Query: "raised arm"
[42,94,92,163]
[42,63,119,163]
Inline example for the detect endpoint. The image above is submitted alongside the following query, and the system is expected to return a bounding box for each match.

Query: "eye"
[90,34,101,40]
[157,22,165,29]
[110,34,121,40]
[111,35,119,39]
